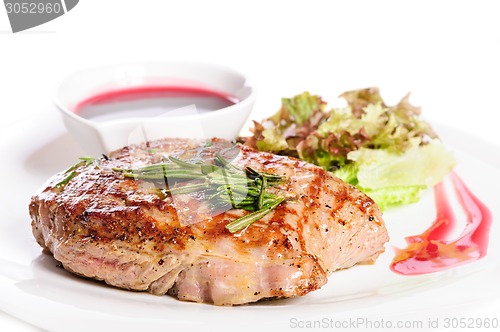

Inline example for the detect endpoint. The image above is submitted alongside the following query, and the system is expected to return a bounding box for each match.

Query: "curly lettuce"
[244,87,456,210]
[250,92,328,155]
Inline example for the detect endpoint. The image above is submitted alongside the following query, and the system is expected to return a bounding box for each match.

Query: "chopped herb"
[225,197,284,233]
[79,156,98,166]
[113,153,286,232]
[55,157,99,188]
[55,170,77,188]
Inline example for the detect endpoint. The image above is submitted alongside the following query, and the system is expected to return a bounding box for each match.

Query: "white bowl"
[53,62,256,155]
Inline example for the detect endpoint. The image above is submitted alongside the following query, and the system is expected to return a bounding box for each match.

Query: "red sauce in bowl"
[73,86,238,122]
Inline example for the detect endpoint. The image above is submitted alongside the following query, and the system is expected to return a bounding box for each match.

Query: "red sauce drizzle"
[391,172,492,275]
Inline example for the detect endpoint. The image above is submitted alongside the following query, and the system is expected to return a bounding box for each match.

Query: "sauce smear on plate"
[391,172,492,275]
[74,86,238,122]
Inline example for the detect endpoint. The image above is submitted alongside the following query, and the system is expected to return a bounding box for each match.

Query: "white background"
[0,0,499,330]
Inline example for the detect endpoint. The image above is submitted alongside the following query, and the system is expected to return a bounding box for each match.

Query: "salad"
[242,88,455,210]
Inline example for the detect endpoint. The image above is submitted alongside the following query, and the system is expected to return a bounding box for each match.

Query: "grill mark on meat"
[305,167,326,210]
[29,138,389,305]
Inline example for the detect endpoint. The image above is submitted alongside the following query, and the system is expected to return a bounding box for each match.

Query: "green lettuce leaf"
[361,186,427,211]
[333,163,359,185]
[348,139,456,189]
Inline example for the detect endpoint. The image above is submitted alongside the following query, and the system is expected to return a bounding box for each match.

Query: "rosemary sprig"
[55,157,98,188]
[256,177,266,209]
[113,153,286,232]
[55,170,77,188]
[225,197,284,233]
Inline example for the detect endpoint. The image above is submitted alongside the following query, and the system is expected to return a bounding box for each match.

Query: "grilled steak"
[29,138,389,305]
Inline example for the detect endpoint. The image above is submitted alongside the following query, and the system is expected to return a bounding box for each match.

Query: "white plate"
[1,109,499,332]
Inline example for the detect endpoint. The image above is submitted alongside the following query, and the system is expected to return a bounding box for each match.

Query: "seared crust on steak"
[29,138,389,305]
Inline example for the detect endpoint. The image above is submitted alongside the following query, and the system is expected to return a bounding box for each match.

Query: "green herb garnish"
[113,154,285,233]
[55,170,77,188]
[225,196,284,233]
[55,157,98,188]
